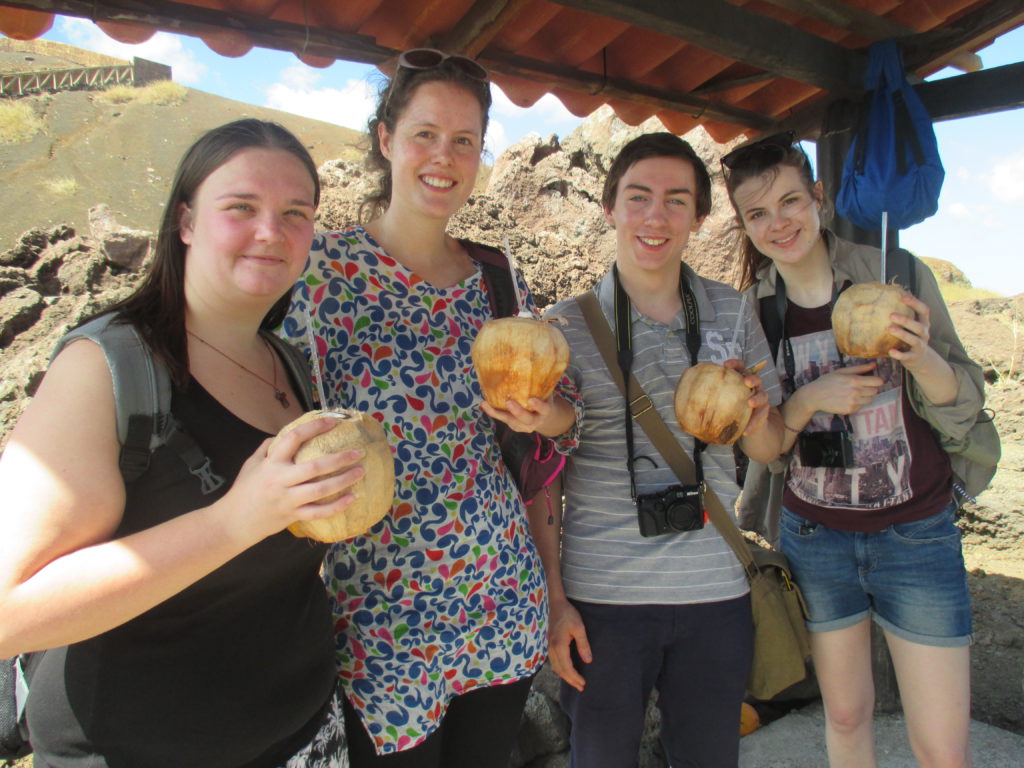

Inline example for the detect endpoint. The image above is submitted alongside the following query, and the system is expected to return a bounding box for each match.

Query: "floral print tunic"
[282,226,580,754]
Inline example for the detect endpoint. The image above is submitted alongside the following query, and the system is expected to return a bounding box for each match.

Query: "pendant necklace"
[187,330,290,409]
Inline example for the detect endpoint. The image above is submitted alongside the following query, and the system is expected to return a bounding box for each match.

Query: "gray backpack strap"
[50,314,224,493]
[262,331,318,410]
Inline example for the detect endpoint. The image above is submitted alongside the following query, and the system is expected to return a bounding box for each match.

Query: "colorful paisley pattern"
[282,227,573,755]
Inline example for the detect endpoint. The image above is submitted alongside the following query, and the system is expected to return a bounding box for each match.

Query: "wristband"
[783,422,802,434]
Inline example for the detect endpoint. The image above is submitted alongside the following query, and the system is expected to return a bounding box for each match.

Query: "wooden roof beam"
[482,49,778,132]
[433,0,531,58]
[757,0,982,73]
[901,0,1024,76]
[548,0,864,95]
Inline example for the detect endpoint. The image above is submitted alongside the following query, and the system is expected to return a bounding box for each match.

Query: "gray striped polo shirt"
[546,265,782,605]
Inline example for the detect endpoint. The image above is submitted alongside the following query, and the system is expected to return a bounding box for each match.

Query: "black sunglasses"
[720,131,796,171]
[397,48,489,83]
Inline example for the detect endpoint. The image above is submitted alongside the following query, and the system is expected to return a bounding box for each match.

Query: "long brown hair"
[101,119,320,388]
[724,143,824,290]
[361,54,492,222]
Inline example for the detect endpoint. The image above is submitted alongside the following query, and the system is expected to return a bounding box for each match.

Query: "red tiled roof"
[1,0,1021,142]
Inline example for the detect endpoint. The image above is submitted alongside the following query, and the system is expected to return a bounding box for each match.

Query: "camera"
[798,431,854,468]
[636,484,706,537]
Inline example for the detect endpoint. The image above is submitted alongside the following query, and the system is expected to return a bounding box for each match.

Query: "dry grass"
[95,79,187,106]
[42,176,79,196]
[0,100,43,143]
[939,282,1003,303]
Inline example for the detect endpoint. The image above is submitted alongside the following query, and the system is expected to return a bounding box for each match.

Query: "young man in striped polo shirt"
[539,132,784,767]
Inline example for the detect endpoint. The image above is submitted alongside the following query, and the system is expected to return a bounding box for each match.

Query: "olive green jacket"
[738,231,999,544]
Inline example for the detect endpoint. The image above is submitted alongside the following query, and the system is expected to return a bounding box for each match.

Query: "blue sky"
[40,17,1024,296]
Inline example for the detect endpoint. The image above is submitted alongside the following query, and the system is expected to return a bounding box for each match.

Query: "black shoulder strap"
[886,247,918,296]
[758,294,784,364]
[462,240,518,318]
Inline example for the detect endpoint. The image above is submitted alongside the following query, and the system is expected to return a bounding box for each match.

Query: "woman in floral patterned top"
[282,50,581,767]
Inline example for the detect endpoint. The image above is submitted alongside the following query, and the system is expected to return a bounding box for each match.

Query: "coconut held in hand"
[832,282,915,358]
[472,317,570,409]
[269,409,395,542]
[673,362,753,446]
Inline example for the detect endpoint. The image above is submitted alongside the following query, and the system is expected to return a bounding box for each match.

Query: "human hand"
[548,598,591,692]
[887,294,932,371]
[801,362,884,415]
[724,359,771,436]
[482,392,571,436]
[219,416,366,544]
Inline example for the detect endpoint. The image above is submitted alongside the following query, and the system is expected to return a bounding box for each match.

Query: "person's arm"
[887,293,958,405]
[523,476,591,692]
[727,360,784,464]
[0,340,365,657]
[778,361,887,451]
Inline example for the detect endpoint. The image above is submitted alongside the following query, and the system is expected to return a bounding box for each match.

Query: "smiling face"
[731,164,826,269]
[605,155,705,280]
[180,146,316,313]
[379,80,484,223]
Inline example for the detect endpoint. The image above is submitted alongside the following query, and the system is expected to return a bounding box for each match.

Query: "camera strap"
[578,289,763,579]
[774,275,855,435]
[606,266,704,500]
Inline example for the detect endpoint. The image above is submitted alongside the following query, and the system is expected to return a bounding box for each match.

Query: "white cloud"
[60,17,206,84]
[947,202,971,219]
[491,86,578,127]
[485,118,510,159]
[264,66,375,130]
[989,152,1024,204]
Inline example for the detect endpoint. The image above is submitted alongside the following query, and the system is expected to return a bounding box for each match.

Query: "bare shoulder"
[0,337,125,555]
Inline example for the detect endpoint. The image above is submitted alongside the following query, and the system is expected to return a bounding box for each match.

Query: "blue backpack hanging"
[837,39,944,231]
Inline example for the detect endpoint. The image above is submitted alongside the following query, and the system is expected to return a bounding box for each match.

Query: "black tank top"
[26,378,336,768]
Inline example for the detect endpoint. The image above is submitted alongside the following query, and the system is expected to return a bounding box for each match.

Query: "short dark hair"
[361,54,492,222]
[104,119,319,387]
[601,132,712,219]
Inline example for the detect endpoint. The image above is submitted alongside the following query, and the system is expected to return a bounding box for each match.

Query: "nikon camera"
[636,484,706,537]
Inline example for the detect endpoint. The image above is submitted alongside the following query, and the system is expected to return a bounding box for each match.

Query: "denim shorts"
[779,501,972,647]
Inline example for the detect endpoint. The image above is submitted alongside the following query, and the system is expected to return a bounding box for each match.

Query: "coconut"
[673,362,753,446]
[269,409,395,542]
[832,282,915,358]
[471,316,570,409]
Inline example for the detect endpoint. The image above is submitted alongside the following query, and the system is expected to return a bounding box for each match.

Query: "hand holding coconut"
[473,315,576,437]
[221,415,368,545]
[673,359,772,446]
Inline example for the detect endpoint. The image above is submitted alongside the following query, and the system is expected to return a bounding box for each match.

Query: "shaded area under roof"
[0,0,1022,143]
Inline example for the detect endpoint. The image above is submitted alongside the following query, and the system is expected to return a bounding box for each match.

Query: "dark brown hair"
[601,132,713,220]
[361,56,492,222]
[723,142,824,290]
[103,119,320,387]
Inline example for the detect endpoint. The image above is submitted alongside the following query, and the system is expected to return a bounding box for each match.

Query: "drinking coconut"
[472,317,570,409]
[832,282,915,358]
[269,409,395,542]
[673,362,753,446]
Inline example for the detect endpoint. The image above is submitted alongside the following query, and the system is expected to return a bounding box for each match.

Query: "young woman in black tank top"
[0,120,364,767]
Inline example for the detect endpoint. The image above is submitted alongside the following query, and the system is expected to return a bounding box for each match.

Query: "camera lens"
[667,501,701,532]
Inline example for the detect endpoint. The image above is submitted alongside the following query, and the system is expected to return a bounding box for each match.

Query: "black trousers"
[560,595,753,768]
[343,674,534,768]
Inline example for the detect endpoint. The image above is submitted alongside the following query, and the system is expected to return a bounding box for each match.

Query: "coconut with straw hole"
[471,239,569,409]
[269,408,395,542]
[832,212,917,359]
[267,313,395,543]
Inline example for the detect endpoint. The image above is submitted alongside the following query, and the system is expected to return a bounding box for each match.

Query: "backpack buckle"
[190,457,225,495]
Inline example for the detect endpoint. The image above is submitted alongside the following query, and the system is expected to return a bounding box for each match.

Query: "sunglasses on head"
[720,131,796,171]
[396,48,489,82]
